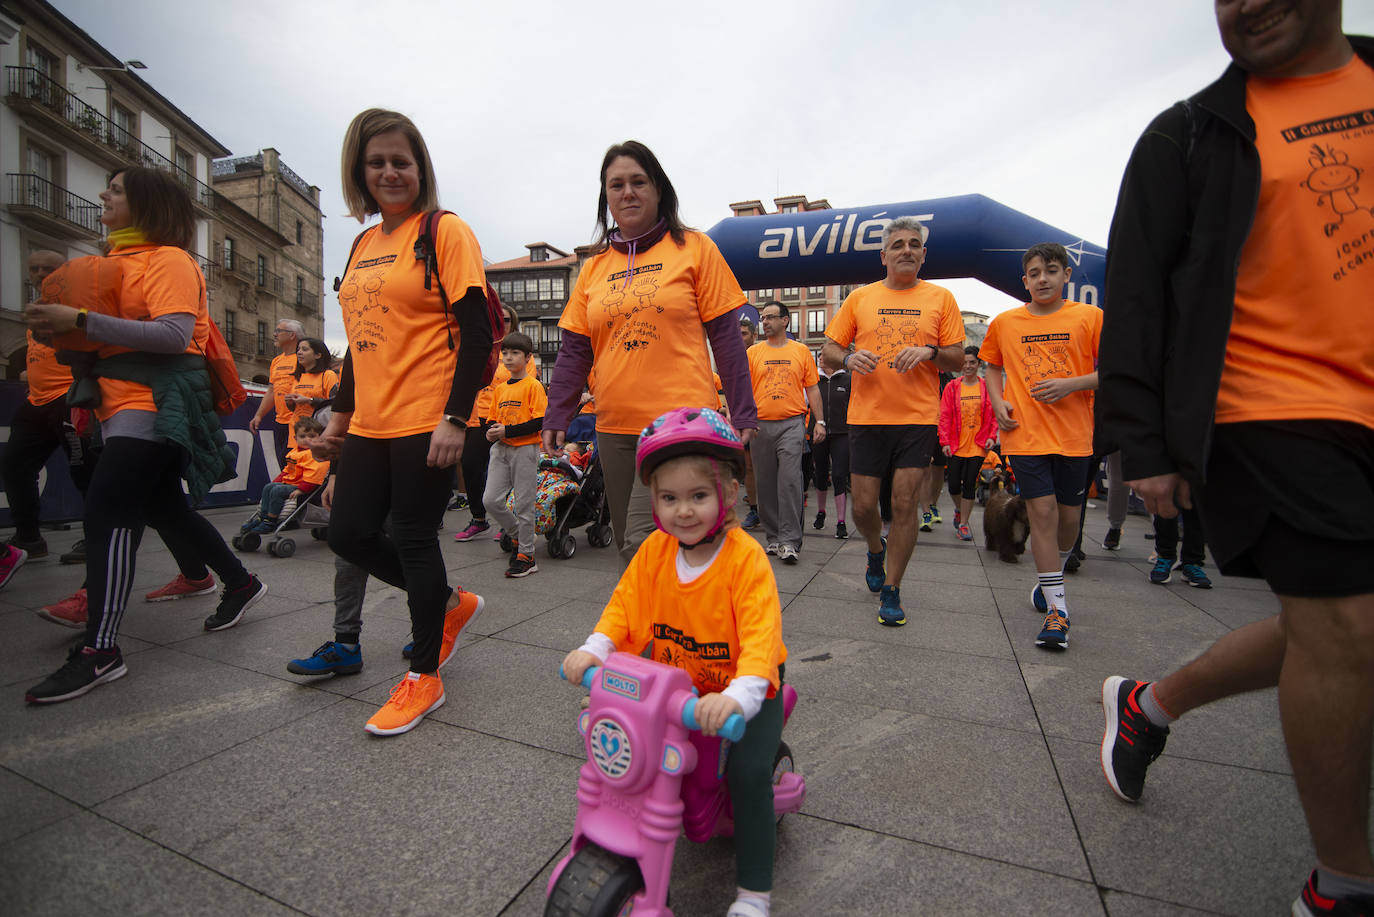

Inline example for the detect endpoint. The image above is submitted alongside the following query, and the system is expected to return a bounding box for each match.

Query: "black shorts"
[1201,421,1374,597]
[946,454,984,500]
[850,424,936,478]
[1008,454,1093,506]
[930,439,946,467]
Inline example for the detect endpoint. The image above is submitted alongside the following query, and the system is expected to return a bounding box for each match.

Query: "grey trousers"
[597,431,655,567]
[333,553,367,641]
[484,442,539,555]
[754,415,806,549]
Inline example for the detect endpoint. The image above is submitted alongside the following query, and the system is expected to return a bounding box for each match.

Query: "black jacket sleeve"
[446,286,495,420]
[334,350,355,413]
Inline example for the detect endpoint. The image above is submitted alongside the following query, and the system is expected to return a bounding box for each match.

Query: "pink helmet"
[635,407,744,484]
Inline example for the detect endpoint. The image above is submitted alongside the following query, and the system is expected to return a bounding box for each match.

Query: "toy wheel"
[499,532,515,553]
[558,534,576,559]
[275,538,296,558]
[772,741,795,823]
[240,532,262,552]
[544,843,642,917]
[311,526,328,541]
[588,524,613,549]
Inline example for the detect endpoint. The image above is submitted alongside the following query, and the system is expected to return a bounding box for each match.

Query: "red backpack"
[337,211,506,385]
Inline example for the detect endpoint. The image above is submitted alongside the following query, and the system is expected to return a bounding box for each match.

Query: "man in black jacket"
[1095,4,1374,914]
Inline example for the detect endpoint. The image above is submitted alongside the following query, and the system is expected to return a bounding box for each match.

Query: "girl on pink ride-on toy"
[561,407,793,917]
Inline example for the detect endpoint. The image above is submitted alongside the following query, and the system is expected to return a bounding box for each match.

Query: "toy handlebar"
[560,664,746,741]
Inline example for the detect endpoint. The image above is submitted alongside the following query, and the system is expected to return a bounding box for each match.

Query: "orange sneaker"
[145,574,216,602]
[364,672,445,736]
[437,588,485,670]
[37,588,88,628]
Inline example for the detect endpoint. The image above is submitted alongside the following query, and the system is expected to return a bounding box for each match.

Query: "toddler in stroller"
[508,442,613,559]
[234,417,331,557]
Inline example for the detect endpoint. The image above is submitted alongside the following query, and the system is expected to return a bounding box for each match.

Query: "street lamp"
[76,60,147,72]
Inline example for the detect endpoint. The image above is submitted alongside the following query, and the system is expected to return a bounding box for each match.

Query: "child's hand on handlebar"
[562,650,599,686]
[694,693,743,737]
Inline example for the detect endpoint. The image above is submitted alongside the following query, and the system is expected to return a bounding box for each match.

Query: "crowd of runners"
[4,5,1372,915]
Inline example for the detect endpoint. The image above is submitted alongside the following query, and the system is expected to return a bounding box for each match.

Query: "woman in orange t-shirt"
[543,141,758,565]
[283,338,339,440]
[23,167,265,704]
[314,109,493,737]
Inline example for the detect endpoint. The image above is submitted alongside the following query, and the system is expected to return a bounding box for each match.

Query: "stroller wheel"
[232,534,243,550]
[558,534,576,559]
[240,532,262,552]
[272,538,296,558]
[547,535,564,559]
[588,524,613,549]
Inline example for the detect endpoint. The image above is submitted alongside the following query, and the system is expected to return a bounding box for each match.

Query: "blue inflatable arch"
[705,193,1105,307]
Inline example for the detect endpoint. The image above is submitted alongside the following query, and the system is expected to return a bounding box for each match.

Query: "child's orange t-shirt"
[1216,56,1374,429]
[487,373,547,447]
[560,231,745,434]
[979,301,1101,456]
[279,446,329,487]
[825,279,965,425]
[593,527,786,696]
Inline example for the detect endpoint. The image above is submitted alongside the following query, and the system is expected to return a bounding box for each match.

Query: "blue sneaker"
[401,640,415,659]
[1031,583,1048,612]
[287,641,363,676]
[1035,610,1070,650]
[865,538,887,593]
[742,509,760,530]
[1149,557,1174,585]
[878,585,906,626]
[919,511,933,532]
[1176,563,1212,589]
[929,505,942,524]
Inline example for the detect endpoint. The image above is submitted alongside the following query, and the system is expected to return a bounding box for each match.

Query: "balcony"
[223,326,258,357]
[256,266,284,298]
[6,66,217,211]
[6,173,103,238]
[293,287,320,314]
[193,253,220,287]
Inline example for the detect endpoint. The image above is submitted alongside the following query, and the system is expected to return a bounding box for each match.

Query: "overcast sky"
[54,0,1374,344]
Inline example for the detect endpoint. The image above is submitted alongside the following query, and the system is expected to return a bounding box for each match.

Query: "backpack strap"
[333,227,371,293]
[414,210,456,351]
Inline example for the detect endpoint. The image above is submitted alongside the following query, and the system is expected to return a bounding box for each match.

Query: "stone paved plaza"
[0,498,1311,916]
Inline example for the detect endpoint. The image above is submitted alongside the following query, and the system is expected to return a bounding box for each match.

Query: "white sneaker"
[726,897,769,917]
[777,544,799,565]
[765,543,779,555]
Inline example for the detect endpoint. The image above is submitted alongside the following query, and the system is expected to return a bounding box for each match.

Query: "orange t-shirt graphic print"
[560,232,745,435]
[747,339,818,421]
[1216,56,1374,429]
[956,380,986,457]
[337,212,486,438]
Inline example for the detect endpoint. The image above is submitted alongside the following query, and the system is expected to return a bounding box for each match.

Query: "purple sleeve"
[706,309,757,430]
[543,330,593,431]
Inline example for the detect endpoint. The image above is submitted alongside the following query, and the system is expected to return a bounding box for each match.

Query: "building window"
[256,321,268,355]
[788,312,800,335]
[525,278,538,296]
[807,310,825,335]
[256,255,266,286]
[541,323,562,346]
[782,287,799,299]
[224,309,236,340]
[223,237,235,271]
[295,220,303,245]
[296,275,304,306]
[552,276,566,300]
[174,148,194,187]
[111,105,135,148]
[808,285,825,297]
[521,321,539,343]
[780,204,799,213]
[538,277,552,300]
[25,41,57,77]
[756,289,773,301]
[22,143,56,210]
[498,279,511,299]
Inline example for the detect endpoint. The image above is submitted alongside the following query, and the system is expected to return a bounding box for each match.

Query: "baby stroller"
[231,486,330,558]
[976,452,1018,505]
[501,445,613,559]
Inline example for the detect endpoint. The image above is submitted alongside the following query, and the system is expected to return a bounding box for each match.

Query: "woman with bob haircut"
[284,337,338,434]
[23,166,267,704]
[313,108,493,736]
[542,140,758,565]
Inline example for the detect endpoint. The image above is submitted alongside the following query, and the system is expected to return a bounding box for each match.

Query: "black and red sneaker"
[1295,871,1374,917]
[1100,676,1169,802]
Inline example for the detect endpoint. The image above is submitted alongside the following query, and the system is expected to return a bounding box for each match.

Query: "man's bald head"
[27,250,65,290]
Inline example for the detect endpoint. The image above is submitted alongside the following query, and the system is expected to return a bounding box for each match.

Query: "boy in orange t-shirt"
[482,332,547,578]
[981,242,1100,652]
[246,417,330,533]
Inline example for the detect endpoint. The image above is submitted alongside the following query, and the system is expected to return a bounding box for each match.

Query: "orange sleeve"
[436,213,487,306]
[593,536,661,655]
[559,266,592,337]
[692,234,747,324]
[800,346,819,387]
[938,291,966,346]
[980,314,1005,367]
[825,294,857,348]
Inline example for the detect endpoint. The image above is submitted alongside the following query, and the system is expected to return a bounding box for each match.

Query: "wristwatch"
[75,308,88,330]
[442,414,466,427]
[926,344,939,358]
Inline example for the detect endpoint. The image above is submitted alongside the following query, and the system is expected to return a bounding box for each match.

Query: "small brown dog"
[983,471,1029,563]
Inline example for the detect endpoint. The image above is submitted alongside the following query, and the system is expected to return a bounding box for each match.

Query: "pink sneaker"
[145,573,216,602]
[0,545,27,592]
[453,520,491,542]
[38,588,88,627]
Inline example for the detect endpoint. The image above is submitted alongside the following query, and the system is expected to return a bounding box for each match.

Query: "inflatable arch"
[705,193,1106,307]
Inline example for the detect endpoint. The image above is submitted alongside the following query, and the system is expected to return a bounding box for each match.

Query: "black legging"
[328,433,453,673]
[1,398,96,540]
[460,423,495,521]
[84,436,249,650]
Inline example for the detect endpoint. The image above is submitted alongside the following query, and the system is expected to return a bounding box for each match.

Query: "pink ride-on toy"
[546,651,805,916]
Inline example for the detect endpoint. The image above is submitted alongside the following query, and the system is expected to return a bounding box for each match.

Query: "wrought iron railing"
[212,152,313,200]
[7,173,103,234]
[192,253,220,285]
[6,66,216,209]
